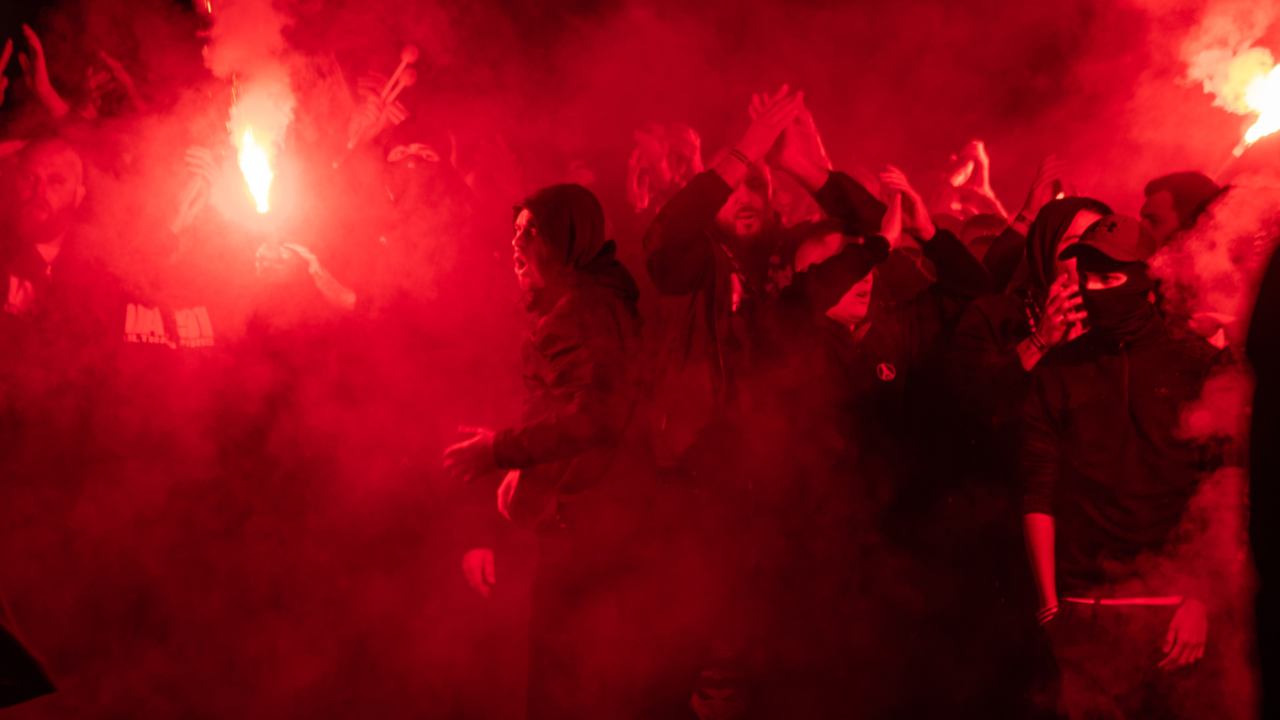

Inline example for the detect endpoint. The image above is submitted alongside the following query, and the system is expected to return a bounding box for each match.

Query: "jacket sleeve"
[491,299,633,469]
[811,170,888,238]
[642,170,734,295]
[947,300,1029,422]
[795,236,890,313]
[1021,367,1062,515]
[983,225,1026,294]
[924,229,993,299]
[1248,242,1280,373]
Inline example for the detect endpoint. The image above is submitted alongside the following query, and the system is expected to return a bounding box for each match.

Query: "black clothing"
[1021,317,1223,594]
[1046,602,1217,719]
[492,186,644,530]
[1248,242,1280,718]
[642,169,886,474]
[983,224,1027,294]
[948,197,1115,475]
[491,185,652,719]
[639,169,886,716]
[0,612,54,708]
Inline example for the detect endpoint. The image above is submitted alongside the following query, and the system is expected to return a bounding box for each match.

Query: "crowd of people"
[1,5,1275,720]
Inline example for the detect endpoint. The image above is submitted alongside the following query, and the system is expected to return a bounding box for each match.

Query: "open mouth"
[513,253,528,274]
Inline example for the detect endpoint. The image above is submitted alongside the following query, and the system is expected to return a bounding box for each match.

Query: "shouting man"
[443,184,650,719]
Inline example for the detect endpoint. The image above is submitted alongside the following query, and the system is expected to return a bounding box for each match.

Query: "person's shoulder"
[1034,334,1098,380]
[535,286,632,346]
[969,291,1020,317]
[1161,321,1227,365]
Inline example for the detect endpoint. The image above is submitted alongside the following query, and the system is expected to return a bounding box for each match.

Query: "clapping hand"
[879,165,936,241]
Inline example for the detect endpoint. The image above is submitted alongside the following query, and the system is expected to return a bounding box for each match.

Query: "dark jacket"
[947,198,1114,474]
[641,169,886,472]
[1248,241,1280,718]
[771,231,990,513]
[981,225,1026,294]
[1020,316,1224,594]
[491,185,645,531]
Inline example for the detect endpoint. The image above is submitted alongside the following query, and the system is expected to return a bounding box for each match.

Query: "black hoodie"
[490,185,646,531]
[946,198,1113,475]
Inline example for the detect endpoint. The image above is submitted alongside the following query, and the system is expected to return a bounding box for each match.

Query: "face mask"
[1079,264,1154,342]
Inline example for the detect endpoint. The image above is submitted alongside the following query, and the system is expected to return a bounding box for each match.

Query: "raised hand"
[347,73,410,149]
[952,139,1008,219]
[771,103,832,191]
[880,193,905,249]
[170,146,219,235]
[736,84,804,162]
[879,165,936,241]
[1014,155,1070,233]
[94,50,145,113]
[1035,274,1087,348]
[1,38,13,107]
[18,25,69,118]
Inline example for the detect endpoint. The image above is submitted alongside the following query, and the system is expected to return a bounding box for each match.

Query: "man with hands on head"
[641,85,890,717]
[643,84,889,471]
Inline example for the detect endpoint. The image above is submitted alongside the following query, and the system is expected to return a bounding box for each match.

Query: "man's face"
[15,144,85,243]
[512,208,547,292]
[1053,209,1103,285]
[1140,190,1180,246]
[715,173,770,242]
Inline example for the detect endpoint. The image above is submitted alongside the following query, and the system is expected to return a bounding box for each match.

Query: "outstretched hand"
[443,426,499,484]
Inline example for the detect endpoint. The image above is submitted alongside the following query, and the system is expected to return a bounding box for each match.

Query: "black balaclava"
[1076,247,1156,342]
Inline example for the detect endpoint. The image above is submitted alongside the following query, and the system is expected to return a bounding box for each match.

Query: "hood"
[516,183,640,314]
[1024,197,1113,297]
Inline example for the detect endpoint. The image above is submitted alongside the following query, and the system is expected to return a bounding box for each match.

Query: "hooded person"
[948,197,1113,437]
[443,183,657,720]
[0,597,55,709]
[1022,215,1234,718]
[938,197,1111,713]
[1248,241,1280,719]
[1141,172,1221,248]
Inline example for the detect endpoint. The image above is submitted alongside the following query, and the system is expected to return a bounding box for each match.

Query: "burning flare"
[227,73,293,218]
[237,128,274,214]
[1190,44,1280,156]
[1242,65,1280,151]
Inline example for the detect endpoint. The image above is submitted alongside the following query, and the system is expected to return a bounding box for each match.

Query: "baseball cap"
[1058,214,1157,264]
